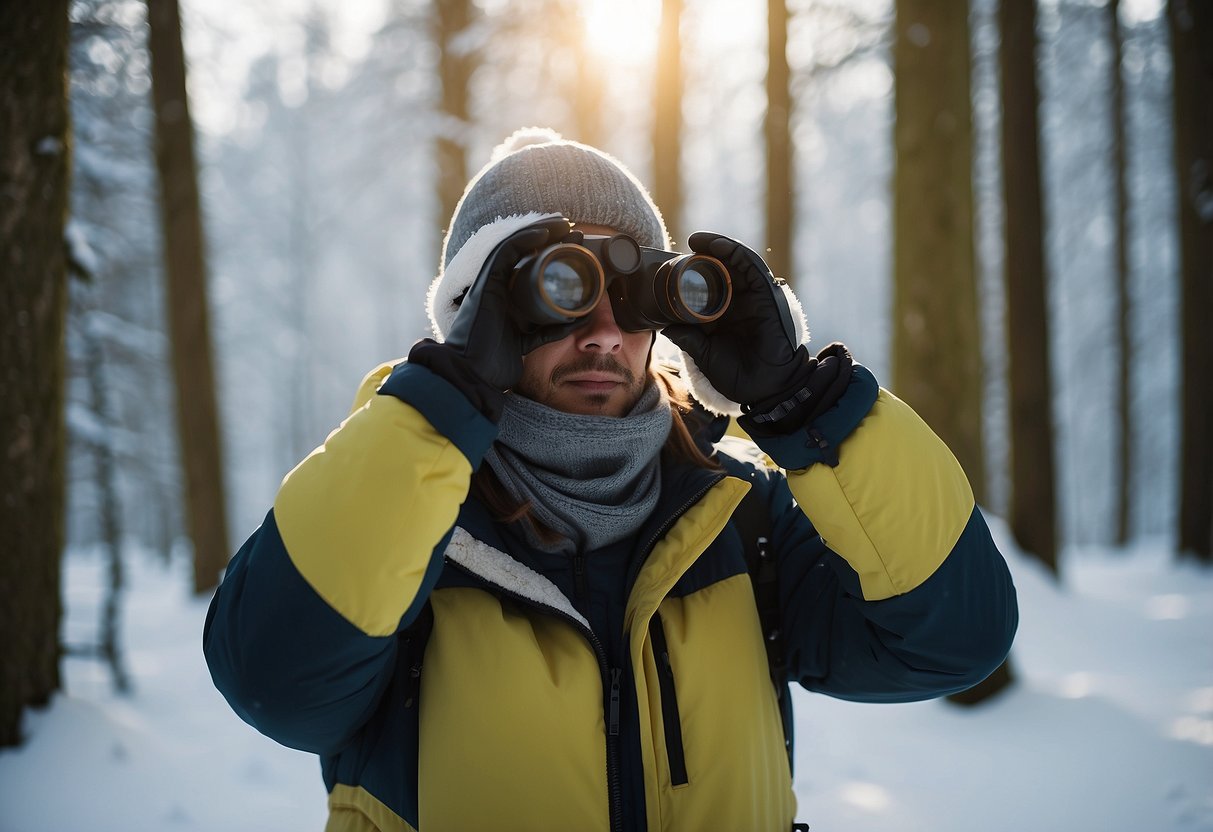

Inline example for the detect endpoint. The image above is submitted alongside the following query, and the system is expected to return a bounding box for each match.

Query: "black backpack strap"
[732,479,793,767]
[734,481,785,682]
[401,602,434,711]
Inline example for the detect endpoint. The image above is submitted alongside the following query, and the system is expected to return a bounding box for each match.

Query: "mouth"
[563,374,625,392]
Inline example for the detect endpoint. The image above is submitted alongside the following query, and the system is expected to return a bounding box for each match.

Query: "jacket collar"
[442,457,750,627]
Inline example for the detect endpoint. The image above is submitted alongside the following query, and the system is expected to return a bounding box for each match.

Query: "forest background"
[1,0,1210,827]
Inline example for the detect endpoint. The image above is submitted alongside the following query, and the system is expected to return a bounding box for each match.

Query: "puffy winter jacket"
[204,358,1017,832]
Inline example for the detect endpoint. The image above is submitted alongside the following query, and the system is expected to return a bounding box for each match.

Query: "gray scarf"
[484,382,672,554]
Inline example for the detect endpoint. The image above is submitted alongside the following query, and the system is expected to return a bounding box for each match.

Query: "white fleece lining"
[443,526,590,629]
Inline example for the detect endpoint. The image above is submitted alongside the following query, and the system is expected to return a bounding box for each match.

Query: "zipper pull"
[404,659,423,709]
[608,667,622,736]
[660,649,675,678]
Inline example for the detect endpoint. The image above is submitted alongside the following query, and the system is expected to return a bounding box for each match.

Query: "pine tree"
[1001,0,1058,575]
[765,0,794,282]
[653,0,684,242]
[146,0,230,593]
[1169,0,1213,562]
[891,0,986,501]
[0,0,72,746]
[433,0,477,241]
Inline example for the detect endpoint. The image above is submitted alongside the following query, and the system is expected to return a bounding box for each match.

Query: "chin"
[551,392,629,417]
[568,397,621,416]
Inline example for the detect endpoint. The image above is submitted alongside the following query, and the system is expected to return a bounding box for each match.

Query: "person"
[204,127,1018,832]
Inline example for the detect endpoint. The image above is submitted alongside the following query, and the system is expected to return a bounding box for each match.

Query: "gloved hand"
[663,232,811,409]
[741,341,854,437]
[442,215,580,389]
[408,216,578,419]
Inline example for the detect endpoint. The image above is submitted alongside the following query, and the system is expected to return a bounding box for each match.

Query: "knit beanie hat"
[440,127,668,272]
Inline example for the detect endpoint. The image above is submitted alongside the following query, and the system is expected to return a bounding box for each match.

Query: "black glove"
[663,232,810,408]
[409,217,578,419]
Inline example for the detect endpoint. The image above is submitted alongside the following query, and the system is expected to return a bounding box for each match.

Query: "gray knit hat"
[440,127,668,270]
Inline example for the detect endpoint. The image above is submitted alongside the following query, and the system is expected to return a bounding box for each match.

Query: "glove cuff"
[406,340,506,421]
[739,342,854,438]
[745,385,815,424]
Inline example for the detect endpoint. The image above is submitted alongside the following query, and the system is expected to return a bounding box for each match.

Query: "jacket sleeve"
[203,361,496,753]
[750,365,1018,702]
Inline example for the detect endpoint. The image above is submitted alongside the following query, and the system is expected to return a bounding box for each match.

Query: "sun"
[579,0,660,65]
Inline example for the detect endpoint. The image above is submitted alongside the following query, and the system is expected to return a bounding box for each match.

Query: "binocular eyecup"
[508,233,732,331]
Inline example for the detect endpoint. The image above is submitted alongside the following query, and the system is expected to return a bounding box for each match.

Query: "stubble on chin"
[517,355,646,415]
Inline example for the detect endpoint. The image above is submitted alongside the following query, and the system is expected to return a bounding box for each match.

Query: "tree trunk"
[1169,0,1213,562]
[81,306,132,694]
[1000,0,1058,575]
[894,0,1010,705]
[573,54,604,149]
[146,0,230,594]
[1111,0,1132,546]
[765,0,794,283]
[653,0,683,244]
[434,0,475,242]
[891,0,986,503]
[572,3,604,148]
[0,0,71,747]
[284,11,326,466]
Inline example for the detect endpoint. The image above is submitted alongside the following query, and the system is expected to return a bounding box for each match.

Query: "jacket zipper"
[447,560,626,832]
[447,476,730,830]
[573,551,589,603]
[648,614,688,786]
[608,475,723,793]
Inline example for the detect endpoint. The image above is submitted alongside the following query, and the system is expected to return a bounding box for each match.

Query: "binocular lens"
[541,256,599,312]
[512,244,605,325]
[678,265,721,315]
[669,257,730,321]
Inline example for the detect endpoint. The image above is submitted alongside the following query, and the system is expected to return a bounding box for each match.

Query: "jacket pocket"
[649,614,688,787]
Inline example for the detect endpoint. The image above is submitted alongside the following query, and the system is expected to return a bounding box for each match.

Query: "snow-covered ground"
[2,517,1211,831]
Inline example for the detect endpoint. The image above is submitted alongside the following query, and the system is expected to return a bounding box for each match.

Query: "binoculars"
[508,233,732,331]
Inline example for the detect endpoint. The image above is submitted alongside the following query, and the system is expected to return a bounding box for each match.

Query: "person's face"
[513,224,653,417]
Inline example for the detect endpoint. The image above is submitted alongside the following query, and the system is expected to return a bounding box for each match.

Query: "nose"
[573,298,624,353]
